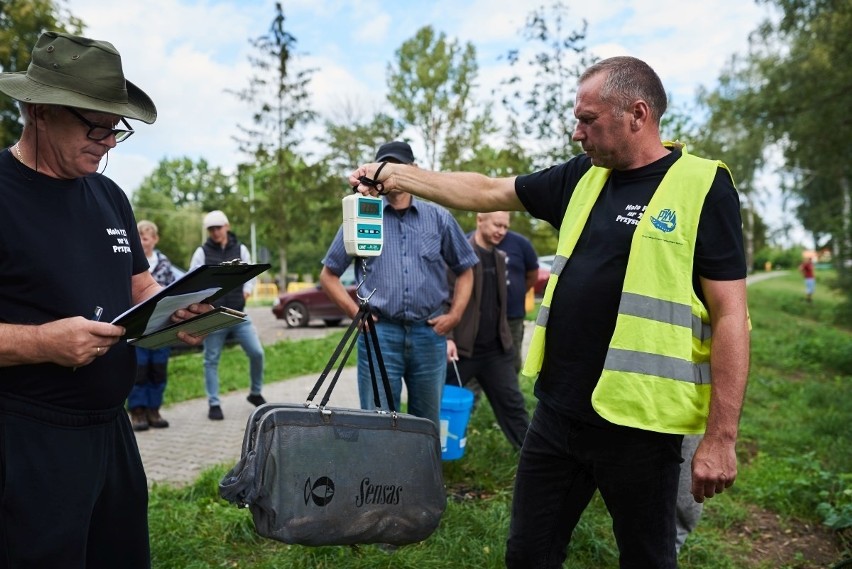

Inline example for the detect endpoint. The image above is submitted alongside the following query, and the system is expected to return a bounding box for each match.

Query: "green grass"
[735,272,851,539]
[149,273,851,567]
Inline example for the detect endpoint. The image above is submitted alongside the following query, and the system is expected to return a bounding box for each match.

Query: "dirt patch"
[447,483,497,502]
[732,505,847,568]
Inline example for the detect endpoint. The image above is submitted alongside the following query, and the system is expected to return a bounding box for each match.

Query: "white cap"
[203,210,229,229]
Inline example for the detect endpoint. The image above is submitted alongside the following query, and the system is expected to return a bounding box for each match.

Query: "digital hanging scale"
[342,194,383,257]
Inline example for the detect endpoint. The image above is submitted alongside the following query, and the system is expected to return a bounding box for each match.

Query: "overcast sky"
[62,0,799,242]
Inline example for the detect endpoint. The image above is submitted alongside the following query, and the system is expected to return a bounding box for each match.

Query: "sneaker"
[208,405,224,420]
[246,393,267,407]
[146,408,170,429]
[130,408,149,431]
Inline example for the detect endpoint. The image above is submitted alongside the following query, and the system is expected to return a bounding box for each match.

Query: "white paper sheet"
[112,287,221,336]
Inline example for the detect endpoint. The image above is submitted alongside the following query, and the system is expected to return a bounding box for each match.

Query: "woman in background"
[128,220,176,430]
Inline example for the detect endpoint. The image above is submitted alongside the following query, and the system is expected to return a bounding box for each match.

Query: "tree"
[229,2,316,159]
[0,0,83,147]
[705,0,851,311]
[134,157,236,209]
[241,154,342,281]
[757,0,851,264]
[447,127,558,250]
[131,157,236,268]
[230,2,322,283]
[131,154,341,280]
[321,98,404,175]
[499,1,592,169]
[386,26,490,170]
[659,97,769,271]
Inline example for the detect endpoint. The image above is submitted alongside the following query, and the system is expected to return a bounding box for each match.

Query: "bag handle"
[307,304,364,402]
[307,301,395,412]
[362,307,395,411]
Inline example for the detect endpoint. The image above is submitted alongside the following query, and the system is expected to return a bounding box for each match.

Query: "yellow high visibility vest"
[523,147,732,434]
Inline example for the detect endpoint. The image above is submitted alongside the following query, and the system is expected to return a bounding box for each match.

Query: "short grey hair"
[579,56,668,122]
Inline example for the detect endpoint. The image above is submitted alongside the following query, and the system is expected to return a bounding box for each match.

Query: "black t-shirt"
[472,245,501,354]
[515,149,747,426]
[0,151,148,410]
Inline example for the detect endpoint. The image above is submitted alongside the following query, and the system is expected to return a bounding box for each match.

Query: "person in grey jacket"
[190,210,266,420]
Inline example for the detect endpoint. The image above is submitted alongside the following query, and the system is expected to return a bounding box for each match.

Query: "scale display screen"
[359,199,381,216]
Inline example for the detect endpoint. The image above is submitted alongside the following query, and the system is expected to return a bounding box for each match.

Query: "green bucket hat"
[0,31,156,124]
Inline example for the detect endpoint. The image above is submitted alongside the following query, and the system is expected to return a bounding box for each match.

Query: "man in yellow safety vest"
[349,56,750,567]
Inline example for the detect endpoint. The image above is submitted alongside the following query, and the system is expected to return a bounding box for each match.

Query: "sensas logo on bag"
[303,476,403,507]
[355,477,403,507]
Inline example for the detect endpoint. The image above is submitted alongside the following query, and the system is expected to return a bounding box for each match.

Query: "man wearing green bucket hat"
[0,31,206,568]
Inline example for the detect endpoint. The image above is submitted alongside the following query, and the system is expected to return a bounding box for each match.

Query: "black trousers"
[506,317,526,373]
[0,395,150,569]
[450,349,530,449]
[506,401,683,568]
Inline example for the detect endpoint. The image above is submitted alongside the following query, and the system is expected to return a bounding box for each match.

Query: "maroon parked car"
[272,266,359,328]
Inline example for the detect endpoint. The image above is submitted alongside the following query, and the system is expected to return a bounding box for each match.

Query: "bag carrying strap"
[363,307,395,410]
[307,304,364,403]
[307,301,396,412]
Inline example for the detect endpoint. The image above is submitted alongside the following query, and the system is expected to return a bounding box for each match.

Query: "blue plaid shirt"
[323,196,478,322]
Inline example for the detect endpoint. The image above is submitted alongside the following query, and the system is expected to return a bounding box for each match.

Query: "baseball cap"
[375,141,414,164]
[203,210,229,229]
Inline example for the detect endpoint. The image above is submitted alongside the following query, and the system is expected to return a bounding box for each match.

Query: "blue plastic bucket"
[440,385,474,461]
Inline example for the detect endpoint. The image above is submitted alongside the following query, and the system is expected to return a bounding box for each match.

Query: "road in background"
[245,305,345,345]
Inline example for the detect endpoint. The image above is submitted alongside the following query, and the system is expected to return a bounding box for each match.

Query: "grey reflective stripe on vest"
[551,254,568,276]
[535,254,569,328]
[619,292,711,341]
[605,349,711,385]
[693,314,712,342]
[535,305,550,327]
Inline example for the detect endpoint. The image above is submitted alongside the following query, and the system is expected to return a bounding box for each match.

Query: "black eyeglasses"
[65,107,135,143]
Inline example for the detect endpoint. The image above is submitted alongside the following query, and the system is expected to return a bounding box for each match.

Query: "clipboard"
[114,260,270,339]
[128,307,247,349]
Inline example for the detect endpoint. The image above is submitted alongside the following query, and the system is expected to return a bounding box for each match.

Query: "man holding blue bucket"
[446,211,530,451]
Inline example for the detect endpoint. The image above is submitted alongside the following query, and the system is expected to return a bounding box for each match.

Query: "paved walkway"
[135,367,362,487]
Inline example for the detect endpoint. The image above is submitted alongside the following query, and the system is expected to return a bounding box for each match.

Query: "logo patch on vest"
[650,209,677,233]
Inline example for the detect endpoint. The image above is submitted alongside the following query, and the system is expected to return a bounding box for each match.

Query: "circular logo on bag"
[304,476,335,506]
